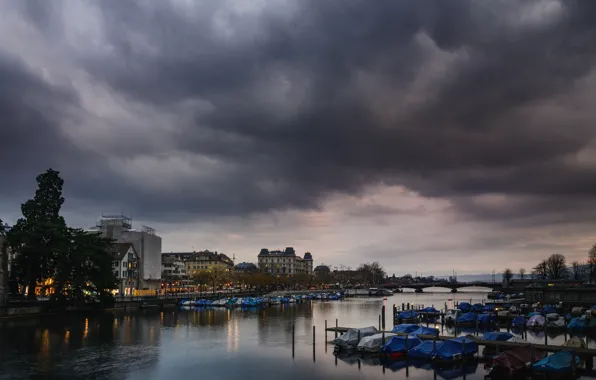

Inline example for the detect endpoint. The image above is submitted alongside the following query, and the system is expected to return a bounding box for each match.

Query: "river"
[1,290,594,379]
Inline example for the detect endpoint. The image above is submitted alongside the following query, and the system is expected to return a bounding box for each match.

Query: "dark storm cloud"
[2,0,596,225]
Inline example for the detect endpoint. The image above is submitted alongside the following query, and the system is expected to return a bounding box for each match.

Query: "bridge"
[383,282,500,293]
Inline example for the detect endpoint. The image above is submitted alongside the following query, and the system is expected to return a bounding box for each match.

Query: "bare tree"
[502,268,513,287]
[589,244,596,284]
[545,254,568,280]
[519,268,526,280]
[533,260,547,280]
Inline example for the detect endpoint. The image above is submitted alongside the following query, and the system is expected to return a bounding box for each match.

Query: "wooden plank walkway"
[325,327,596,356]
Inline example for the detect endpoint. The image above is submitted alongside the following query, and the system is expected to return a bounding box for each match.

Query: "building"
[162,251,234,278]
[90,214,162,289]
[111,243,139,296]
[257,247,313,275]
[161,256,187,280]
[235,262,258,273]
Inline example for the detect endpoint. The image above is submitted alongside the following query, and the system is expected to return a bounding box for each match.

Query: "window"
[123,270,127,277]
[123,262,126,268]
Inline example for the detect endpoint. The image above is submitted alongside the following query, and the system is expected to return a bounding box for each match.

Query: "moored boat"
[380,335,422,359]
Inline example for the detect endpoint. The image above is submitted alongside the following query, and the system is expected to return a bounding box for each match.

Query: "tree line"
[502,248,596,284]
[1,169,116,305]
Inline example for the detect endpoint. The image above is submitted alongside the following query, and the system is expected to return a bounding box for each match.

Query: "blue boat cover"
[592,305,596,310]
[408,340,443,359]
[533,351,580,373]
[477,313,497,324]
[542,306,556,314]
[457,312,477,324]
[511,316,525,327]
[483,332,513,341]
[528,311,541,317]
[421,307,439,313]
[435,336,478,361]
[411,326,439,336]
[482,304,495,312]
[392,324,420,334]
[567,317,586,330]
[398,310,419,319]
[471,303,484,312]
[381,335,421,354]
[458,302,471,311]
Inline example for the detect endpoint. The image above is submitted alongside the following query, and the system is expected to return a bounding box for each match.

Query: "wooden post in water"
[393,304,397,326]
[292,323,295,358]
[379,314,381,330]
[382,305,386,329]
[313,325,316,346]
[335,319,338,338]
[571,351,576,376]
[325,320,327,341]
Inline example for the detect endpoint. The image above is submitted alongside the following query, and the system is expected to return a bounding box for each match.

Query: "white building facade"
[258,247,313,275]
[90,215,162,289]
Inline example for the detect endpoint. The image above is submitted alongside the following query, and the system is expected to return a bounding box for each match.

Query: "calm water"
[1,291,595,380]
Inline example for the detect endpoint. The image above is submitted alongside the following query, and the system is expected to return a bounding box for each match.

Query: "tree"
[589,244,596,284]
[7,169,67,299]
[533,260,547,280]
[502,268,513,287]
[571,261,585,281]
[357,262,386,285]
[544,254,568,280]
[519,268,526,280]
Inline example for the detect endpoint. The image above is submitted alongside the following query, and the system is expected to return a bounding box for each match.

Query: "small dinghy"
[397,310,419,323]
[456,312,477,327]
[533,351,581,375]
[408,340,443,360]
[434,336,477,362]
[488,346,546,378]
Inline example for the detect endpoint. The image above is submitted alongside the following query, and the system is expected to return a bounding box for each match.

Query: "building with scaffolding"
[89,214,162,290]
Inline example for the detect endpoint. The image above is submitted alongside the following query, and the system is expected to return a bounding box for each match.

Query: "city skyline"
[2,1,596,276]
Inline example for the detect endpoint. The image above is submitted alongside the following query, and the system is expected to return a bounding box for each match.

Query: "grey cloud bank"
[2,0,596,273]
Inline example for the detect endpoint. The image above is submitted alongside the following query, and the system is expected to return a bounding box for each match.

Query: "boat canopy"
[398,310,419,319]
[381,335,422,354]
[533,351,580,373]
[542,306,556,314]
[511,316,525,327]
[458,302,471,312]
[392,324,420,334]
[408,340,443,360]
[493,347,547,375]
[411,326,439,336]
[456,312,477,324]
[483,332,513,341]
[526,315,545,328]
[435,336,478,361]
[482,304,495,312]
[421,306,439,313]
[528,311,541,317]
[333,326,378,349]
[357,333,396,352]
[477,313,497,324]
[471,303,484,312]
[567,317,585,329]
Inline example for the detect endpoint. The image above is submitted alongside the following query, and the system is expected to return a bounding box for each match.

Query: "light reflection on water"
[0,292,595,380]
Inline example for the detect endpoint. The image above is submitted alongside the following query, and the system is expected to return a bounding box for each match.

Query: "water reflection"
[0,293,595,380]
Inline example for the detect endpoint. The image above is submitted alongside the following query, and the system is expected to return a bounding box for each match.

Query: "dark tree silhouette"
[519,268,526,280]
[502,268,513,286]
[571,261,585,281]
[589,244,596,284]
[544,254,568,280]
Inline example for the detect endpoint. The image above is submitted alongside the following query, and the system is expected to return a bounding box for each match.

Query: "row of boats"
[177,292,344,307]
[333,324,588,378]
[397,302,596,331]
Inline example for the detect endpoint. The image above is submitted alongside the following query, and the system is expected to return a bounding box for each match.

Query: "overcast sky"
[2,0,596,276]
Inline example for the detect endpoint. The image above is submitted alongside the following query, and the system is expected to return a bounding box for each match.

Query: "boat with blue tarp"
[434,336,478,362]
[481,331,513,356]
[471,303,484,312]
[408,340,443,360]
[380,335,422,359]
[477,313,497,326]
[392,324,420,334]
[411,326,439,336]
[457,302,471,313]
[397,310,419,323]
[455,312,477,327]
[532,351,581,375]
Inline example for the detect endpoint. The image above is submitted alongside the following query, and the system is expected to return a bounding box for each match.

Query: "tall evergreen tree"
[7,169,67,299]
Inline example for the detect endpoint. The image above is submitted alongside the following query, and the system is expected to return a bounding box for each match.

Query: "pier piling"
[313,325,316,346]
[382,305,386,329]
[325,320,327,341]
[335,319,338,338]
[378,315,381,330]
[292,323,295,358]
